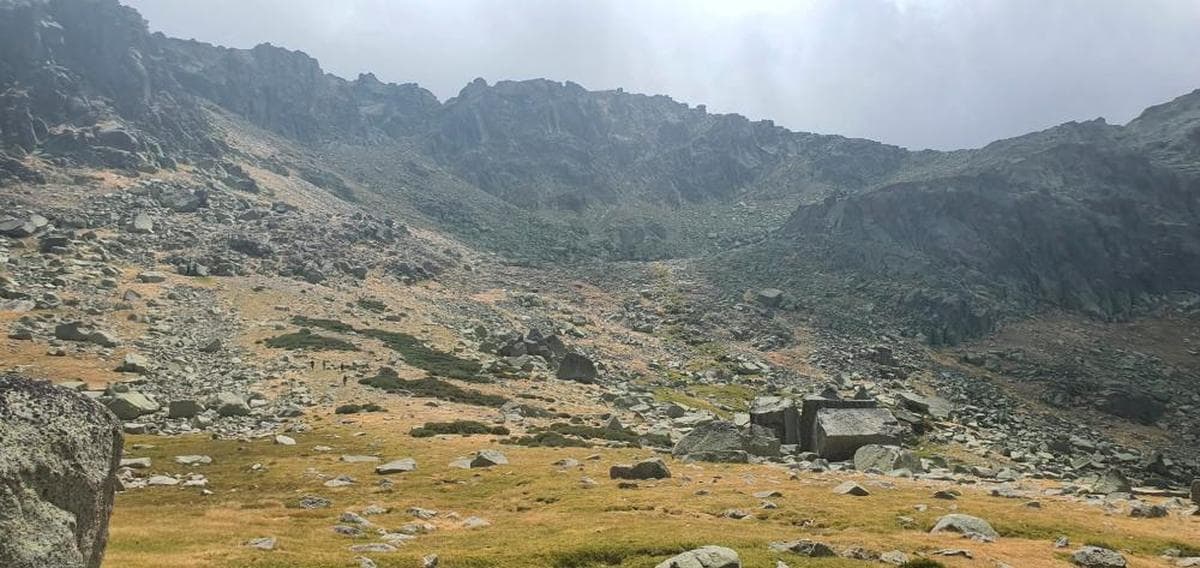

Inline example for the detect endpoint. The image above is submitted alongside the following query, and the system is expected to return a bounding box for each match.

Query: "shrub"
[334,403,384,414]
[410,420,510,437]
[359,369,508,407]
[357,298,388,312]
[291,315,354,333]
[503,431,592,448]
[265,329,358,351]
[361,329,483,380]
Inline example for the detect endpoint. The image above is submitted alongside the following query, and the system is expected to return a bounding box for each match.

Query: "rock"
[116,353,151,374]
[246,537,276,551]
[768,540,835,557]
[610,458,672,480]
[423,553,439,568]
[119,457,151,469]
[462,516,491,529]
[832,481,870,496]
[1071,546,1127,568]
[298,495,331,509]
[897,391,953,420]
[1129,503,1168,518]
[655,545,741,568]
[136,271,168,283]
[375,459,417,474]
[557,352,598,383]
[930,514,999,539]
[274,435,296,446]
[174,455,212,466]
[854,444,924,473]
[811,406,902,460]
[671,420,779,462]
[0,375,123,568]
[749,396,800,444]
[1191,479,1199,504]
[167,400,202,419]
[755,288,784,308]
[880,550,910,565]
[208,392,250,417]
[146,475,179,486]
[470,450,509,468]
[106,392,160,420]
[348,543,397,553]
[1093,469,1132,495]
[128,213,153,233]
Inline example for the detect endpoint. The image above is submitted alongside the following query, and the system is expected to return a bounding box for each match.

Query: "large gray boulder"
[655,545,740,568]
[556,352,598,383]
[672,421,780,463]
[0,375,123,568]
[930,514,998,539]
[854,444,924,473]
[208,392,250,417]
[1092,469,1132,495]
[811,406,902,460]
[106,391,160,420]
[1071,546,1127,568]
[610,458,672,480]
[749,396,799,444]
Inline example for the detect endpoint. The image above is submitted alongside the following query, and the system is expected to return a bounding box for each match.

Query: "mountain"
[3,0,1200,343]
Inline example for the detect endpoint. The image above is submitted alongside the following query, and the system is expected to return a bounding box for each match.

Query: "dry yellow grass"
[105,415,1199,568]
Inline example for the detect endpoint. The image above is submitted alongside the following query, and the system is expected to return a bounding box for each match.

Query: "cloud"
[123,0,1200,149]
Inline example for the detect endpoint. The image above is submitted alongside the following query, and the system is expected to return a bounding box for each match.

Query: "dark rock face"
[770,117,1200,343]
[556,352,598,383]
[0,374,124,568]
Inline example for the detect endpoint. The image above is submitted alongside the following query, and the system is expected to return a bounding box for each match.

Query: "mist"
[123,0,1200,150]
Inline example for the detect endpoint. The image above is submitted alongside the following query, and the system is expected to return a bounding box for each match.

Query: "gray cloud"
[123,0,1200,150]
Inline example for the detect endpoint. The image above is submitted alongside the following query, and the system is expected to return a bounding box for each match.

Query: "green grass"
[411,420,510,437]
[356,298,388,312]
[359,369,508,407]
[361,328,483,380]
[263,329,358,351]
[333,402,384,414]
[539,423,672,449]
[548,543,697,568]
[291,315,354,333]
[503,431,593,448]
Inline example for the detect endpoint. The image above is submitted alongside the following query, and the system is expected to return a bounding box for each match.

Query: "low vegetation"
[410,420,510,437]
[502,431,593,448]
[360,328,484,380]
[263,329,358,351]
[356,297,388,312]
[291,315,354,333]
[359,369,508,407]
[333,402,384,414]
[538,422,673,448]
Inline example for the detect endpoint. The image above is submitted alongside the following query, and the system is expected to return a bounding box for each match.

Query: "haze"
[123,0,1200,150]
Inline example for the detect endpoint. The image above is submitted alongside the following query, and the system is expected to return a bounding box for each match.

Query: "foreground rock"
[672,421,780,462]
[0,375,123,568]
[655,546,741,568]
[854,444,923,473]
[930,514,998,539]
[1072,546,1127,568]
[610,458,672,480]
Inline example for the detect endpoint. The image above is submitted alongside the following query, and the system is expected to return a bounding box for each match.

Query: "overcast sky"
[123,0,1200,150]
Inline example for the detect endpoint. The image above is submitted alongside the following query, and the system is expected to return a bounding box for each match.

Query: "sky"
[122,0,1200,150]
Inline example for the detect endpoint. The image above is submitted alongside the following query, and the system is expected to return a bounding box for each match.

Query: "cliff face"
[770,112,1200,342]
[3,0,1199,341]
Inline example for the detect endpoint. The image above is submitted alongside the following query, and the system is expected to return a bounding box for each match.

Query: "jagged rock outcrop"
[0,374,123,568]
